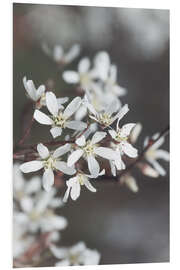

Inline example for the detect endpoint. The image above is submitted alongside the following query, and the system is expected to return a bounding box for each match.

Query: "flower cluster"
[13,48,169,267]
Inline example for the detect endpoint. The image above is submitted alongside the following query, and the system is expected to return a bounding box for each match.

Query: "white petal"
[64,44,80,63]
[142,164,159,178]
[114,104,129,129]
[25,176,41,194]
[20,197,33,213]
[75,136,86,146]
[20,161,43,173]
[57,97,69,105]
[87,155,100,177]
[37,143,49,159]
[34,110,53,125]
[91,131,107,144]
[42,168,54,191]
[53,144,71,158]
[62,71,80,84]
[50,245,68,260]
[109,160,116,176]
[84,178,96,192]
[108,129,117,139]
[36,85,45,99]
[53,45,63,61]
[130,123,142,143]
[70,181,81,200]
[50,127,62,138]
[151,137,165,150]
[46,92,58,116]
[150,160,166,176]
[120,123,136,137]
[155,150,169,161]
[94,147,119,160]
[67,149,84,167]
[23,77,37,101]
[78,57,90,73]
[105,100,119,116]
[109,65,117,82]
[63,187,71,203]
[112,85,127,96]
[121,142,138,158]
[63,97,81,119]
[124,176,139,193]
[65,120,87,130]
[54,161,76,175]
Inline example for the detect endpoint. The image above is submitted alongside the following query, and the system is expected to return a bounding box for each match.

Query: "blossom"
[34,92,87,138]
[14,188,67,233]
[20,143,76,191]
[23,76,46,106]
[42,43,80,64]
[85,93,129,128]
[62,57,98,90]
[67,132,119,176]
[120,174,139,193]
[63,170,105,202]
[50,241,101,266]
[109,122,138,175]
[144,133,169,176]
[13,164,41,211]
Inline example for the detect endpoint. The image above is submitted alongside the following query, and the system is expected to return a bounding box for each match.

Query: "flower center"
[83,141,95,155]
[99,113,112,126]
[115,130,128,142]
[69,253,80,265]
[43,156,56,169]
[53,112,66,127]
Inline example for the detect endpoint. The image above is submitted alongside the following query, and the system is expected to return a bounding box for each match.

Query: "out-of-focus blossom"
[50,241,101,266]
[67,132,118,176]
[20,143,76,191]
[63,170,105,202]
[144,133,169,176]
[42,43,80,64]
[14,188,67,233]
[34,92,87,138]
[63,57,98,90]
[13,164,41,211]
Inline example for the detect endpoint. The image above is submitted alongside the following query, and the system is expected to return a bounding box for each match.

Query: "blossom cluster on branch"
[13,44,169,267]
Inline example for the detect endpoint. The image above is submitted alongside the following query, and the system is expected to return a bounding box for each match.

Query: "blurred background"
[13,3,169,266]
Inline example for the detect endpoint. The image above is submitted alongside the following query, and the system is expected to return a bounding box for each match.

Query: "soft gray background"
[13,4,169,266]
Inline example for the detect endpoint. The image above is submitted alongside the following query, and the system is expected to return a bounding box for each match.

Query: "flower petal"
[114,104,129,129]
[53,45,63,61]
[64,44,80,63]
[23,77,37,101]
[65,120,87,130]
[150,160,166,176]
[70,181,81,200]
[95,147,119,160]
[53,144,71,158]
[20,161,43,173]
[63,97,81,119]
[120,123,136,137]
[34,110,53,125]
[67,149,84,167]
[84,178,96,192]
[46,92,59,116]
[121,142,138,158]
[37,143,49,159]
[75,135,86,146]
[36,85,45,99]
[78,57,90,73]
[54,161,76,175]
[50,127,62,138]
[91,131,107,145]
[42,168,54,191]
[87,155,100,177]
[130,123,142,143]
[154,150,169,161]
[62,71,80,84]
[108,129,117,139]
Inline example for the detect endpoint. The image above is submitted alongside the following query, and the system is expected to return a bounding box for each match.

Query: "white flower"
[63,170,105,202]
[14,188,67,233]
[20,143,76,191]
[42,43,80,64]
[85,94,129,128]
[50,241,101,266]
[67,132,119,176]
[93,51,110,82]
[144,133,169,176]
[62,57,98,90]
[34,92,87,138]
[23,76,46,106]
[109,122,138,175]
[13,219,35,259]
[13,164,41,211]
